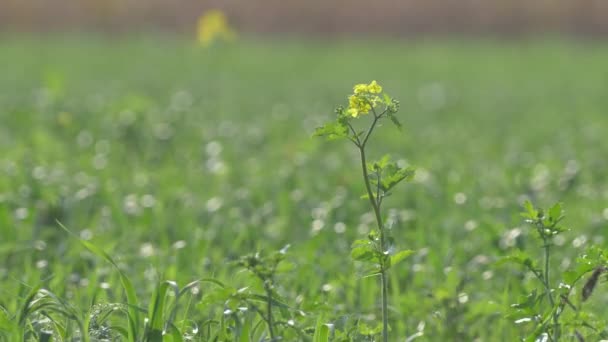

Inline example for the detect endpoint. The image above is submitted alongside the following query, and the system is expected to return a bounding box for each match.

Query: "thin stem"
[362,114,380,148]
[358,131,389,342]
[346,121,362,147]
[359,146,384,248]
[265,283,275,341]
[542,237,560,341]
[375,169,382,208]
[537,220,560,341]
[380,271,389,342]
[543,240,554,307]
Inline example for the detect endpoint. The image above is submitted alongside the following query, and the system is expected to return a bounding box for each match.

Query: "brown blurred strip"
[1,0,607,36]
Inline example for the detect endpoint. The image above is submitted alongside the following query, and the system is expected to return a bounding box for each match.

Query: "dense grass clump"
[1,37,608,340]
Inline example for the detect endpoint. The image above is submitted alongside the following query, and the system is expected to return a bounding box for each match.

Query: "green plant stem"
[358,132,389,342]
[542,236,560,341]
[265,284,275,341]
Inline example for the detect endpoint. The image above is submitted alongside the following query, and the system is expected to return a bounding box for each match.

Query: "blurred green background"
[2,2,608,341]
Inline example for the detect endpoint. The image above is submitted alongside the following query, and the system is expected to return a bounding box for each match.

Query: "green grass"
[1,35,608,340]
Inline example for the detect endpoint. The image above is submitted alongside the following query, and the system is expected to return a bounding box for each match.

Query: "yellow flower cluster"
[197,10,236,47]
[354,80,382,95]
[347,81,383,118]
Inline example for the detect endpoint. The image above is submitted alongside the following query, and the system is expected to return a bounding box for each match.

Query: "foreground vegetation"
[1,36,608,340]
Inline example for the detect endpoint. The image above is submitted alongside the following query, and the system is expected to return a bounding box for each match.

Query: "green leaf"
[313,121,348,140]
[548,202,563,222]
[313,315,330,342]
[388,250,414,269]
[146,280,179,341]
[383,93,392,105]
[358,322,383,336]
[57,221,140,342]
[200,287,235,307]
[351,244,376,262]
[521,200,538,220]
[381,165,415,192]
[510,290,540,310]
[496,250,540,273]
[388,113,402,129]
[163,322,184,342]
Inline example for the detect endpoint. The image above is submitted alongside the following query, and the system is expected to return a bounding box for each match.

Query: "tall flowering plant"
[315,81,415,342]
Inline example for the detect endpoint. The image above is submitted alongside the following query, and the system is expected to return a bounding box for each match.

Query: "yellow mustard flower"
[197,10,236,47]
[348,95,372,117]
[367,80,382,94]
[353,83,369,94]
[346,81,384,118]
[347,107,360,117]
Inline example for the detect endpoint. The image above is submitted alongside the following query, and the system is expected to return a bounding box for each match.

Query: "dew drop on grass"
[334,222,346,234]
[206,197,223,212]
[34,240,47,250]
[141,194,156,208]
[290,189,303,201]
[139,243,155,257]
[80,229,93,240]
[14,207,28,220]
[311,219,324,234]
[172,240,187,249]
[514,317,532,324]
[77,130,93,148]
[454,192,467,205]
[572,235,588,248]
[602,208,608,220]
[205,141,223,157]
[464,220,478,231]
[457,292,469,304]
[553,234,566,246]
[123,194,140,215]
[32,166,46,180]
[18,185,31,198]
[154,123,174,140]
[92,154,107,169]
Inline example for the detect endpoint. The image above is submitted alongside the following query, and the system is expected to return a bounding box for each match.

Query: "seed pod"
[582,266,607,302]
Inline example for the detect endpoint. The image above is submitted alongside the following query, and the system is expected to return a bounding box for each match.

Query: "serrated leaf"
[389,250,414,269]
[389,114,402,129]
[383,93,391,105]
[351,244,377,263]
[381,166,415,192]
[522,200,538,220]
[358,322,383,336]
[511,290,539,310]
[367,155,391,172]
[313,121,348,140]
[496,250,540,273]
[563,261,596,285]
[548,202,563,222]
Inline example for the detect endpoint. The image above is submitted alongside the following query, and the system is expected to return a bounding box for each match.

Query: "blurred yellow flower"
[346,81,384,117]
[348,95,372,118]
[197,10,236,47]
[367,80,382,94]
[353,83,368,94]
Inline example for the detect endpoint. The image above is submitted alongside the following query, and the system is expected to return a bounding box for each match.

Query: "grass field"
[2,36,608,341]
